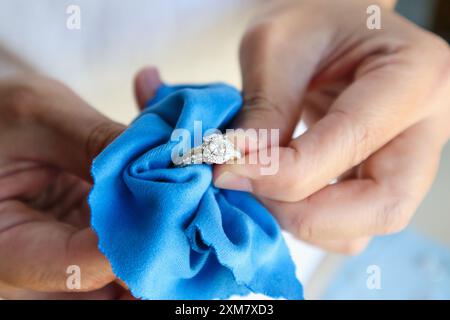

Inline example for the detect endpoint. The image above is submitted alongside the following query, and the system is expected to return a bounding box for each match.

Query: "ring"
[174,133,242,166]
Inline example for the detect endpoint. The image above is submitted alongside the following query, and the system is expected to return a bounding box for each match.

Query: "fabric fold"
[89,83,303,299]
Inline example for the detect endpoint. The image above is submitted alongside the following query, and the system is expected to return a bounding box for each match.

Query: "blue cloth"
[89,83,303,300]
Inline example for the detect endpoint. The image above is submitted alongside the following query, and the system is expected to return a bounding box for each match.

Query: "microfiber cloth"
[89,83,303,300]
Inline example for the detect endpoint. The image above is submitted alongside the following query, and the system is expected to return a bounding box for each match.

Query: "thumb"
[234,21,327,145]
[6,70,159,182]
[214,42,436,202]
[1,76,126,181]
[213,22,327,197]
[134,66,162,110]
[40,96,125,181]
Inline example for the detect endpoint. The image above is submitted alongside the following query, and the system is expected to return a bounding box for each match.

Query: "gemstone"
[201,134,241,164]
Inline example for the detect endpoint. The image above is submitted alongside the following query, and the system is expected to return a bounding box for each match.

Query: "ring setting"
[174,133,241,166]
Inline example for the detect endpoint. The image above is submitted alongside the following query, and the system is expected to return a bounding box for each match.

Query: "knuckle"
[2,81,37,118]
[328,110,373,167]
[275,149,306,202]
[85,121,124,161]
[348,123,372,167]
[242,92,286,118]
[240,92,285,123]
[294,214,314,242]
[375,196,410,235]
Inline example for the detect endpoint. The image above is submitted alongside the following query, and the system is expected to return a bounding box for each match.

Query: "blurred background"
[0,0,449,300]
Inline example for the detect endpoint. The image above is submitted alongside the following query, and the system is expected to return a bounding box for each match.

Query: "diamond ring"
[173,133,242,166]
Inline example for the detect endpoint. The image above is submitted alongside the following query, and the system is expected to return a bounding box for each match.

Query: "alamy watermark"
[366,264,382,290]
[66,264,81,290]
[66,5,81,30]
[367,5,381,30]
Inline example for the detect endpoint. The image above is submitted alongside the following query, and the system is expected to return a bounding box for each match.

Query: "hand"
[0,67,161,298]
[214,0,450,254]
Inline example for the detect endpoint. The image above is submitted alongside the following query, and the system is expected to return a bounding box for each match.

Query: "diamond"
[174,133,241,166]
[201,134,241,164]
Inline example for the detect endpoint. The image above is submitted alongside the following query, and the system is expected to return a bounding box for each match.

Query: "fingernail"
[214,171,253,192]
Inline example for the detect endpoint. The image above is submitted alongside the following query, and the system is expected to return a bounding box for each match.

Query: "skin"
[0,68,160,299]
[0,0,449,297]
[213,0,450,254]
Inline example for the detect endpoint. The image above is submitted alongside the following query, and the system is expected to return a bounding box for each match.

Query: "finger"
[215,44,440,201]
[0,44,35,76]
[133,66,162,110]
[0,75,126,181]
[236,19,330,145]
[262,120,442,241]
[0,200,115,292]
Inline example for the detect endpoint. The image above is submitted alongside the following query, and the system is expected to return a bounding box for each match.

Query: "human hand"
[214,0,450,254]
[0,67,161,298]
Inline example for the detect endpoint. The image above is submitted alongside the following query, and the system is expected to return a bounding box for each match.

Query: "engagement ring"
[174,133,241,166]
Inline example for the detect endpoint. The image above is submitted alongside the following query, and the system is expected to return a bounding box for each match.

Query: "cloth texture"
[89,83,303,299]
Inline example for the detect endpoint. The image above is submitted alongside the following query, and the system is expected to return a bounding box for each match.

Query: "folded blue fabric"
[89,83,303,300]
